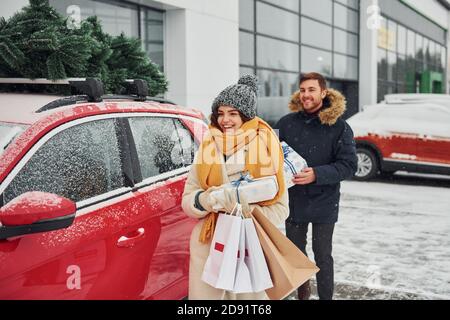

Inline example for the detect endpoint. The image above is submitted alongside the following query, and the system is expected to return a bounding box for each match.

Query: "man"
[274,72,357,300]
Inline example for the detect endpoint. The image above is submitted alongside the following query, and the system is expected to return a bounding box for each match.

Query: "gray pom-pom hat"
[211,74,258,119]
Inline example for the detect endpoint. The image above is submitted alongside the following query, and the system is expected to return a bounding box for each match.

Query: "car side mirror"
[0,191,76,240]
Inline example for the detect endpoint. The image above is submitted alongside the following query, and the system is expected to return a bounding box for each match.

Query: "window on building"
[377,16,447,100]
[397,25,406,56]
[257,36,299,71]
[378,48,387,81]
[334,28,358,56]
[239,0,254,31]
[334,2,358,33]
[141,9,164,71]
[240,67,255,76]
[301,0,332,24]
[256,70,298,126]
[50,0,139,37]
[239,32,255,67]
[263,0,299,12]
[302,46,332,76]
[257,2,299,42]
[334,54,358,80]
[50,0,164,71]
[335,0,359,10]
[301,17,332,51]
[239,0,360,123]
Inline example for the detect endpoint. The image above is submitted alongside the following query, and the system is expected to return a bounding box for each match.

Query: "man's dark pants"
[286,221,335,300]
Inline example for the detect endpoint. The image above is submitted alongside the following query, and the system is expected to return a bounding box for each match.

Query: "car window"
[3,119,124,204]
[0,122,28,157]
[129,117,192,180]
[174,119,198,167]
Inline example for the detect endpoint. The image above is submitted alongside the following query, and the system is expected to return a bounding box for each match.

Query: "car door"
[373,106,419,164]
[0,116,156,299]
[125,114,199,300]
[413,105,450,167]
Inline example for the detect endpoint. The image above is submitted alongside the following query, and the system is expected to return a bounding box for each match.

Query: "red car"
[348,102,450,180]
[0,79,207,299]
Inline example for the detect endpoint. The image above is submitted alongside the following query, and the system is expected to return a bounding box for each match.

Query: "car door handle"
[117,228,145,248]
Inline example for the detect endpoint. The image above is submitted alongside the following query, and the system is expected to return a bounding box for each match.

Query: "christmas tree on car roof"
[0,0,168,96]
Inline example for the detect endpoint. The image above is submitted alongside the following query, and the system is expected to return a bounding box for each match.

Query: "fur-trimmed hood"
[288,88,346,126]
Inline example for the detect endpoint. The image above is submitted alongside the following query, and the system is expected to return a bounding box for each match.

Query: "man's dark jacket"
[274,89,357,224]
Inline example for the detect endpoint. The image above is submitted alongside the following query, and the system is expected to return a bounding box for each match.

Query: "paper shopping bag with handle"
[232,217,253,293]
[242,216,273,292]
[201,204,242,291]
[250,207,319,300]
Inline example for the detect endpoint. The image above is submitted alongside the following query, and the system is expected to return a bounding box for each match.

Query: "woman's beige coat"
[182,146,289,300]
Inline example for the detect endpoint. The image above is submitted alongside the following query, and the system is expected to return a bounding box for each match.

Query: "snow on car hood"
[348,104,450,140]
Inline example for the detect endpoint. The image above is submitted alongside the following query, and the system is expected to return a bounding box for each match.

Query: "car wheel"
[354,148,378,181]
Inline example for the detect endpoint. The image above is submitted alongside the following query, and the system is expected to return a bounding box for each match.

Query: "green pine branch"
[0,0,168,95]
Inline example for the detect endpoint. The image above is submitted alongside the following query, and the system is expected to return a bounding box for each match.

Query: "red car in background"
[348,102,450,180]
[0,79,207,299]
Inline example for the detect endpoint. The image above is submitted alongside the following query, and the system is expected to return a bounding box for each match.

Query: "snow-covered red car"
[0,79,206,299]
[347,103,450,181]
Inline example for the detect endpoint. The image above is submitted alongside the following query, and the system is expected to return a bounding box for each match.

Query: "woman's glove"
[197,186,222,212]
[217,188,252,216]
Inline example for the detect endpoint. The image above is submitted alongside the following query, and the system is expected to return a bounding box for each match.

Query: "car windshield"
[0,122,28,156]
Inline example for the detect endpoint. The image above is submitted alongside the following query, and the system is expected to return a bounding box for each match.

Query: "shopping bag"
[231,216,253,293]
[243,217,273,292]
[250,207,319,300]
[201,204,242,291]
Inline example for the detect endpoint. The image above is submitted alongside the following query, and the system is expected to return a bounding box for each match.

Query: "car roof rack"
[0,77,104,103]
[0,77,176,112]
[36,95,91,112]
[123,79,148,101]
[36,94,176,113]
[69,78,104,102]
[101,95,175,105]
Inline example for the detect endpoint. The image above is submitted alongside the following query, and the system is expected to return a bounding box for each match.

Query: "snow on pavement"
[296,177,450,300]
[334,179,450,299]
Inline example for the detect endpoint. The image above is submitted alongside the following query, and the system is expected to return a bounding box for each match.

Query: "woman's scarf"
[196,116,286,243]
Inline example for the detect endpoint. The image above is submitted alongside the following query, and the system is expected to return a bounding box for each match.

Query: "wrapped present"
[281,141,308,189]
[210,173,279,211]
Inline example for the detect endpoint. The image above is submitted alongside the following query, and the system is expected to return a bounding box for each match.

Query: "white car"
[348,102,450,180]
[383,93,450,108]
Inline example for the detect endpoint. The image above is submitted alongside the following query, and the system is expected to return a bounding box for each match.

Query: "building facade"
[2,0,449,124]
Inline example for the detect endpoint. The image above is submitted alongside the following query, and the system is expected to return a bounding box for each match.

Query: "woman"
[181,75,289,300]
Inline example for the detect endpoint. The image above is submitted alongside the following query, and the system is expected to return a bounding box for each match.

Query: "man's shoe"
[297,280,311,300]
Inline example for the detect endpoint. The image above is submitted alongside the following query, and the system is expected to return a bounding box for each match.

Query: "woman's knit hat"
[211,74,258,119]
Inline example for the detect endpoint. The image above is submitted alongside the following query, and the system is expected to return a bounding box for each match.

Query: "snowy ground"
[287,172,450,300]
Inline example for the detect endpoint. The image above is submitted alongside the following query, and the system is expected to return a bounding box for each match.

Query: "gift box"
[210,174,279,211]
[281,141,308,189]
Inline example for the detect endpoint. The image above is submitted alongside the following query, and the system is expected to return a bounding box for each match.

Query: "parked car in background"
[0,79,207,299]
[383,93,450,108]
[383,93,450,104]
[347,102,450,181]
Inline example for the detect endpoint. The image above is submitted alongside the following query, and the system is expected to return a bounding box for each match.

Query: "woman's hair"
[210,108,252,130]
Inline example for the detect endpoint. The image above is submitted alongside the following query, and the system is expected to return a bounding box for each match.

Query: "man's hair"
[299,72,327,90]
